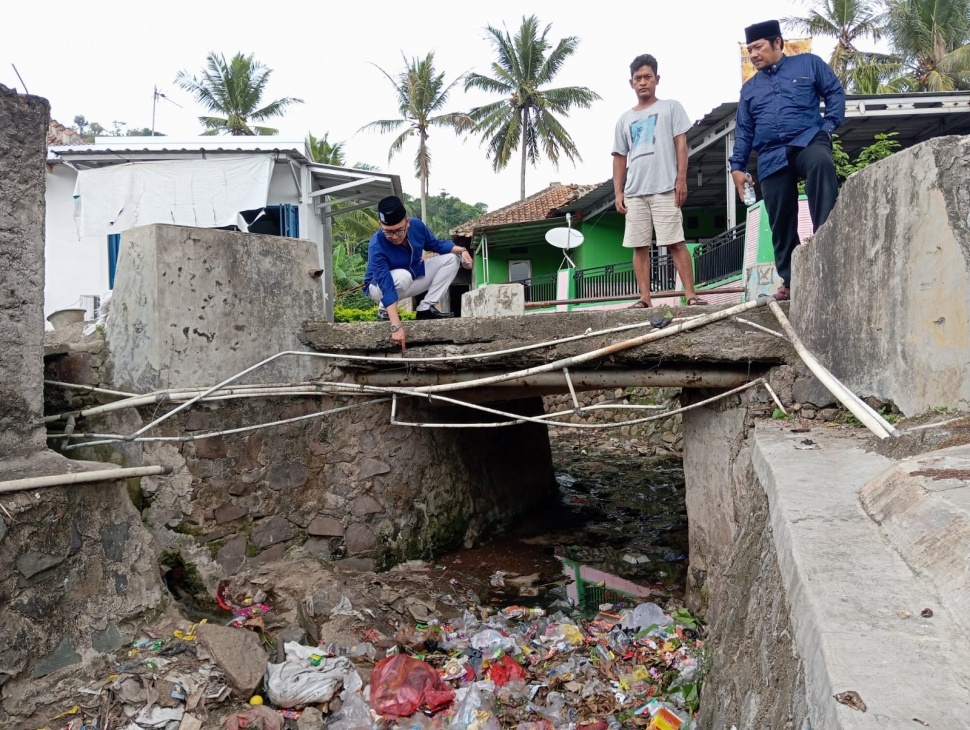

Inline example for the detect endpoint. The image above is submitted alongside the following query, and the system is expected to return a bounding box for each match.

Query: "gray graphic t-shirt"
[613,99,692,197]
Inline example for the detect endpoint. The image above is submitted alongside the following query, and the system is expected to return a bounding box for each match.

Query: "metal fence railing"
[573,251,675,299]
[517,272,558,303]
[692,224,746,287]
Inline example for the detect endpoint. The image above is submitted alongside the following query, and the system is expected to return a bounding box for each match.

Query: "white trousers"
[368,253,460,310]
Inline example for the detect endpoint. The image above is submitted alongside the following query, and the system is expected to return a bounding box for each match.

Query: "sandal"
[774,286,791,301]
[628,300,651,309]
[686,297,709,305]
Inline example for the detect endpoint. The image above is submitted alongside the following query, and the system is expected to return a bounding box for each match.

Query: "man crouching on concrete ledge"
[363,195,473,352]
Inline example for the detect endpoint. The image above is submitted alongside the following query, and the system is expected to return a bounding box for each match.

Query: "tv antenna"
[151,85,182,136]
[544,213,585,269]
[11,64,29,95]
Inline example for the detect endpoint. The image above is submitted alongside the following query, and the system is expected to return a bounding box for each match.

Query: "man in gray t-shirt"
[612,54,706,308]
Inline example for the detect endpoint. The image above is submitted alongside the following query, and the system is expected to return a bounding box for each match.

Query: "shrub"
[334,306,416,322]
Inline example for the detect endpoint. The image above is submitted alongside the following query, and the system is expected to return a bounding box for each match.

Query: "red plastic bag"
[369,653,455,718]
[486,654,526,687]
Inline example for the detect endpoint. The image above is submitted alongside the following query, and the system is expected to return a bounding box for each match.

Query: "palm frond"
[174,51,302,135]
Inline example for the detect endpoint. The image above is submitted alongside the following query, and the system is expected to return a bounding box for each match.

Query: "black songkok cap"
[377,196,407,226]
[745,20,782,45]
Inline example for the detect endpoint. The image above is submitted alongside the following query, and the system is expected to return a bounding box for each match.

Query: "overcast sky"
[3,1,844,212]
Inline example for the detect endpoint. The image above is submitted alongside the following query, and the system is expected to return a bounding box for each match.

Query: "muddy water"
[431,434,688,610]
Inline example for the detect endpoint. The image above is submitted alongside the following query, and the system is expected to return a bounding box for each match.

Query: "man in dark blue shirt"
[729,19,845,301]
[363,196,473,352]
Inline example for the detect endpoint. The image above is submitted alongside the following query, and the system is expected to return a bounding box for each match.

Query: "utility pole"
[151,85,181,136]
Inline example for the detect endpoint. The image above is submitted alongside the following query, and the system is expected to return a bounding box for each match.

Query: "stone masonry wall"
[0,84,49,458]
[543,387,683,454]
[0,481,165,723]
[46,340,557,592]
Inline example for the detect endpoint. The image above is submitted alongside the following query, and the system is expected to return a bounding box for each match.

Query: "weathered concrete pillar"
[0,90,167,726]
[0,85,49,458]
[107,224,325,392]
[791,136,970,415]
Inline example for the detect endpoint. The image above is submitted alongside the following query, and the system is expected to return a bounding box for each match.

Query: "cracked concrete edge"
[860,444,970,638]
[751,424,970,728]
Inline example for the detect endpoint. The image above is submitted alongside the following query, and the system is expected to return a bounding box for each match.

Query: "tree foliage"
[783,0,885,82]
[175,52,303,135]
[360,53,471,221]
[787,0,970,92]
[401,190,487,233]
[72,115,163,142]
[883,0,970,90]
[833,132,902,180]
[306,132,346,166]
[464,15,600,200]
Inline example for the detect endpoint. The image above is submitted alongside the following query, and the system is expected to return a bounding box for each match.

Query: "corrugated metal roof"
[48,135,313,165]
[47,135,402,217]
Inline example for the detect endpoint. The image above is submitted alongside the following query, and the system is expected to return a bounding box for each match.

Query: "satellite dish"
[544,227,585,250]
[545,213,584,269]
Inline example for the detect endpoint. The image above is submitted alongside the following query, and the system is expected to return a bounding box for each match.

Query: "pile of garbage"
[40,582,707,730]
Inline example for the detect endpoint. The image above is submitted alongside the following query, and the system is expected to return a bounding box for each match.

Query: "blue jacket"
[729,53,845,180]
[363,218,455,307]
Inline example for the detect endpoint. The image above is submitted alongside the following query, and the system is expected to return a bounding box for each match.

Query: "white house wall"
[45,164,104,319]
[44,158,305,322]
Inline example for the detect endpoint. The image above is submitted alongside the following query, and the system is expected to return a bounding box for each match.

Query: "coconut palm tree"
[783,0,885,82]
[464,15,600,200]
[883,0,970,91]
[175,52,303,135]
[359,52,471,221]
[306,132,346,165]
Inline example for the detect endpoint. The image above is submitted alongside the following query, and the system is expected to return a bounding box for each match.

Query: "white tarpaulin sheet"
[73,155,274,237]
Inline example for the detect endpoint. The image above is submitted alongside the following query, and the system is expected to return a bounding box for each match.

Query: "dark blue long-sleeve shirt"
[363,218,455,307]
[729,53,846,180]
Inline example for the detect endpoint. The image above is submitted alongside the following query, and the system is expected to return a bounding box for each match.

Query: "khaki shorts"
[621,190,685,247]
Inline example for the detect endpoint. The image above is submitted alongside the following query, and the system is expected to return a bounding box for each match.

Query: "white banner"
[73,155,274,237]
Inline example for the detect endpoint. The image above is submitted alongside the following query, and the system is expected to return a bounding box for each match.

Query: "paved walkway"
[752,425,970,729]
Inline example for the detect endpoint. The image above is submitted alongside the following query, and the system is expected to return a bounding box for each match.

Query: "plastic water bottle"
[743,180,756,206]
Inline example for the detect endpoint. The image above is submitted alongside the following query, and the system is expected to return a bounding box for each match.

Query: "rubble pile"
[31,560,707,730]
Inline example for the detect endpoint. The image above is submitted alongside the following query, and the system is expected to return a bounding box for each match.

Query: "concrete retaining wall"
[685,392,970,729]
[791,136,970,415]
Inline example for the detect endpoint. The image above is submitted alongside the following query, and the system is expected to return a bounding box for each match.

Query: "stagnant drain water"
[431,435,688,610]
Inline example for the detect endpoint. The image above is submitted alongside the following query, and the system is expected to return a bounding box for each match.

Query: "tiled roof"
[48,120,83,146]
[451,182,598,236]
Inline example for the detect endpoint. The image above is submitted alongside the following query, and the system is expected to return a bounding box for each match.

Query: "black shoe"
[415,306,455,320]
[377,308,389,321]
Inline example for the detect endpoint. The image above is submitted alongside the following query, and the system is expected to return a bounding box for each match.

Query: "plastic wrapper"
[446,683,501,730]
[326,692,375,730]
[470,629,517,656]
[369,653,455,718]
[222,705,284,730]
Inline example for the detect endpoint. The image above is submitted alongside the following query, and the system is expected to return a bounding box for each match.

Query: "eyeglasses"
[381,220,408,238]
